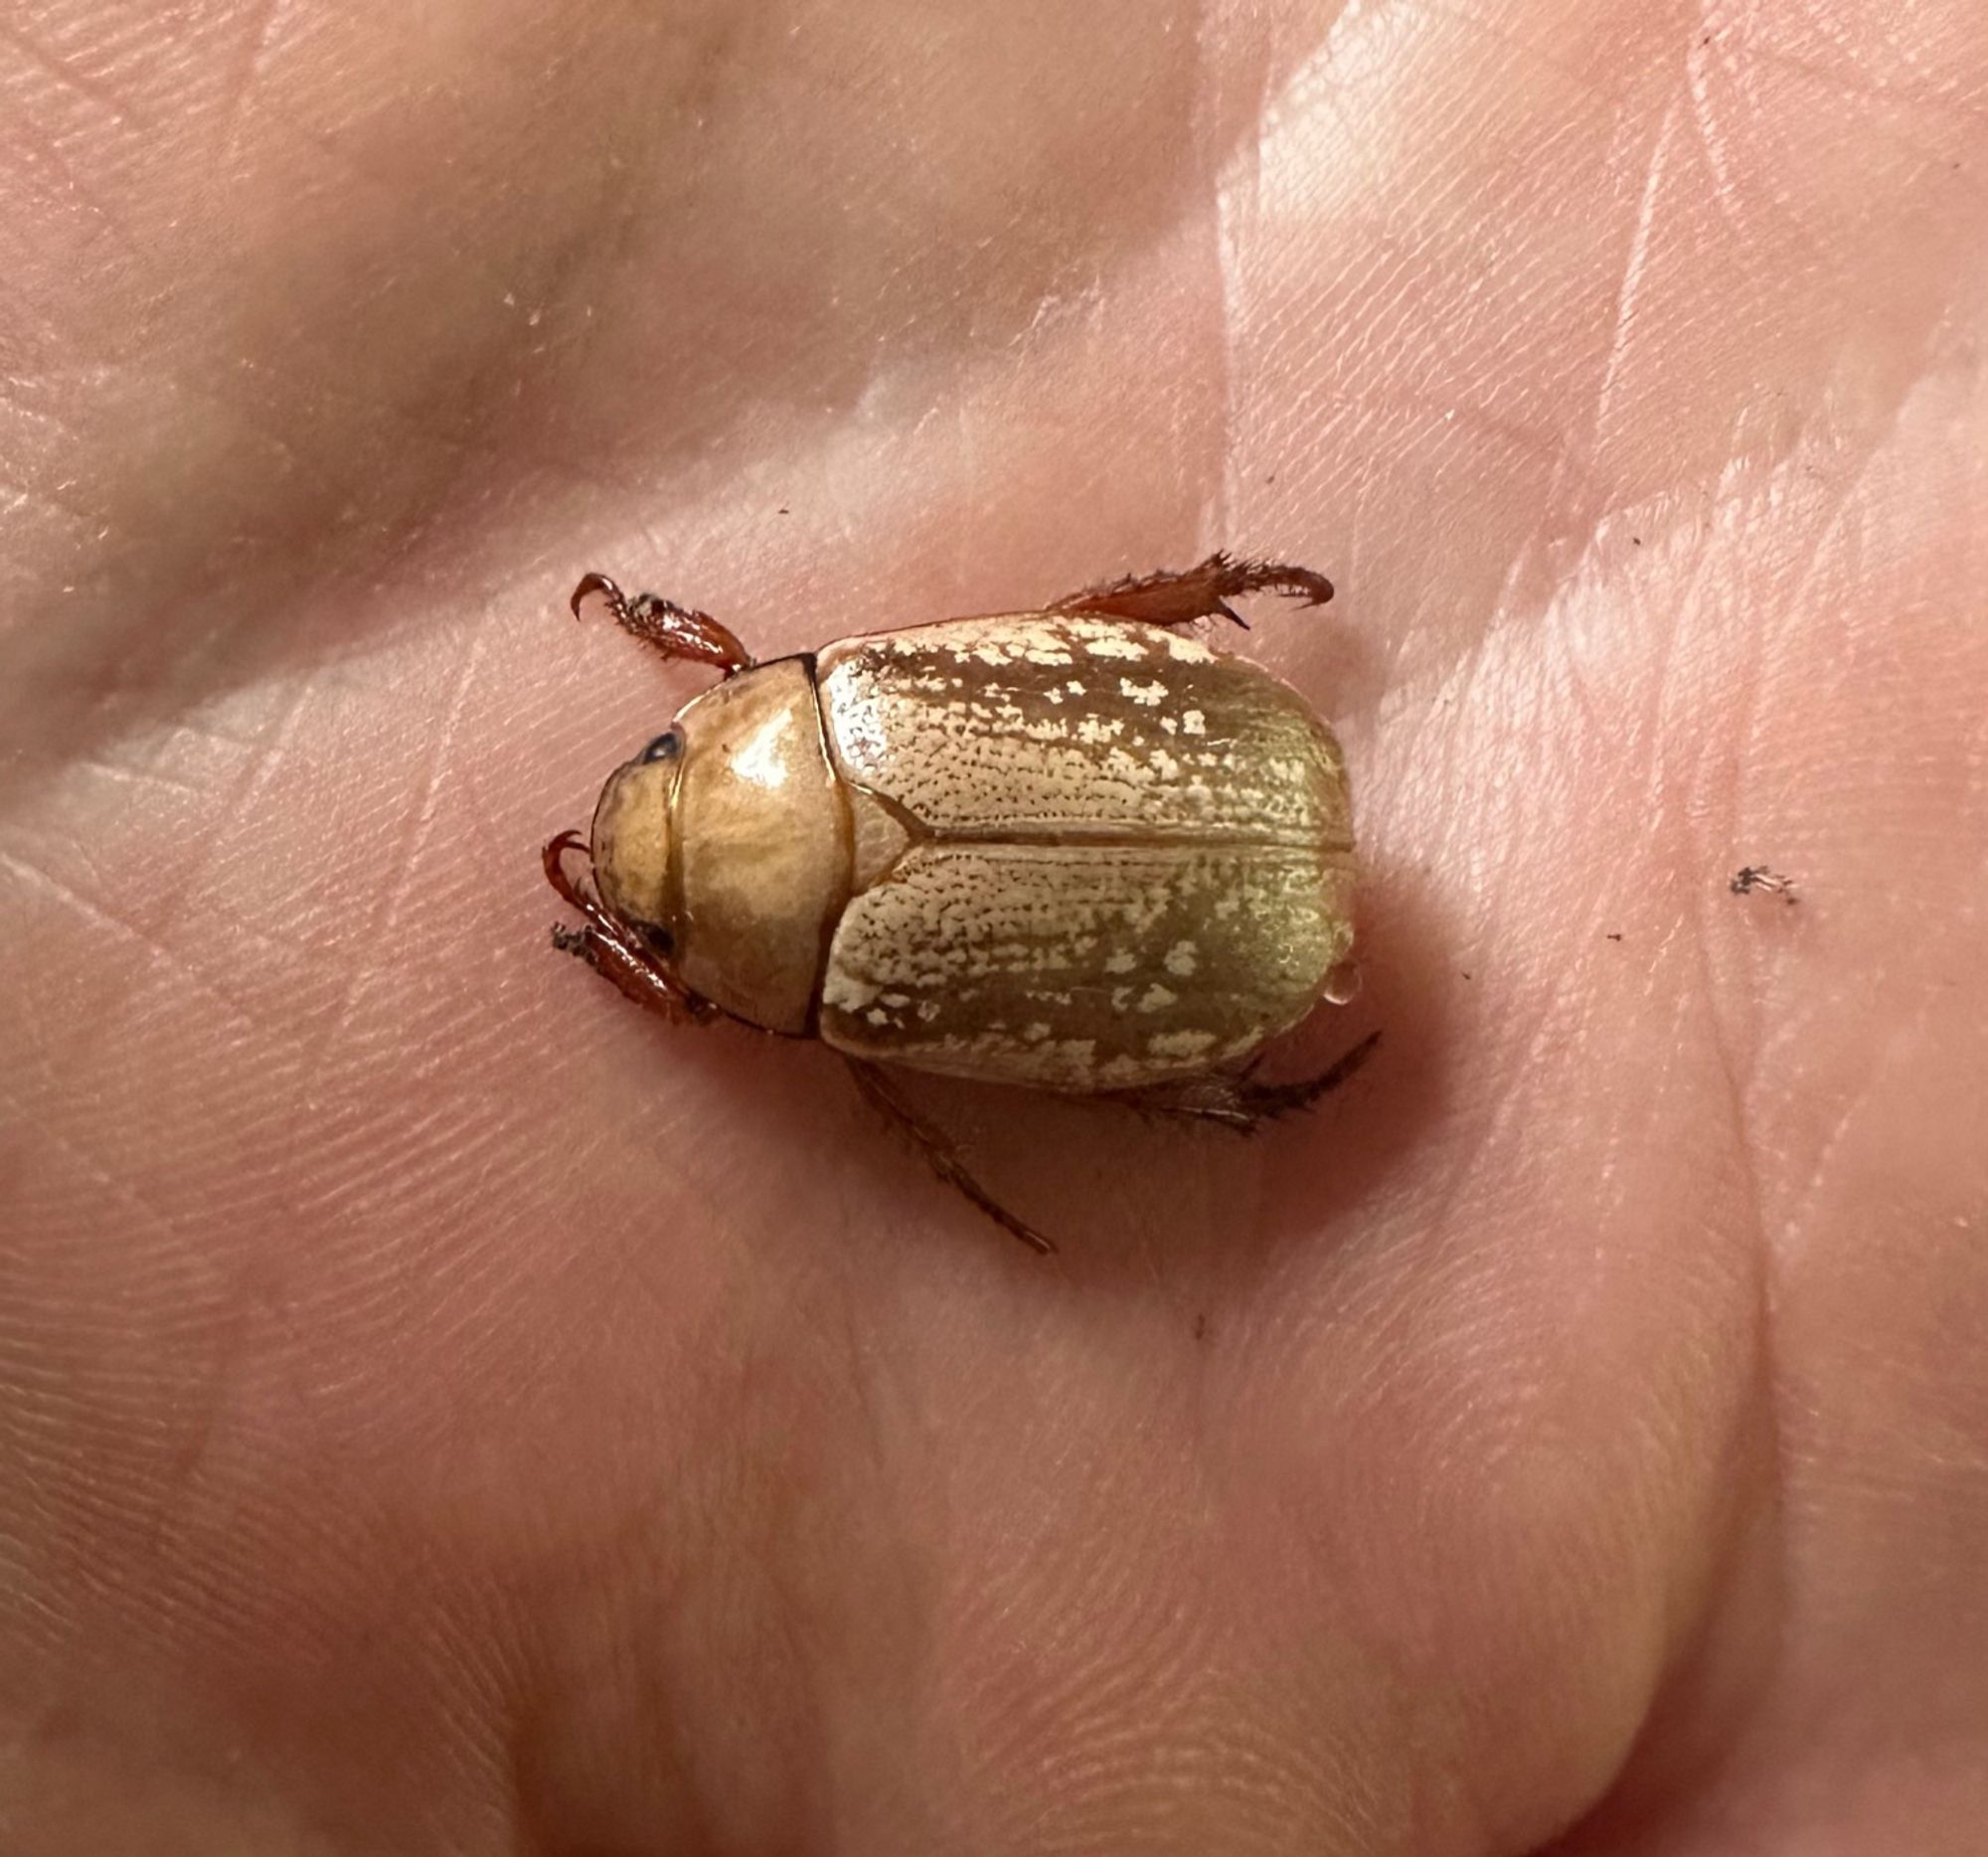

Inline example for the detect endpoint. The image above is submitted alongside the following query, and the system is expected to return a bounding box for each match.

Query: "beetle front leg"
[1049,552,1333,630]
[844,1061,1057,1256]
[1111,1029,1381,1134]
[544,832,716,1025]
[571,572,755,676]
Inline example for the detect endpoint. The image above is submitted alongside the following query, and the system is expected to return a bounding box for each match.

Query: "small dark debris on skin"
[1606,931,1623,941]
[1731,865,1799,904]
[777,505,790,515]
[1193,1313,1210,1342]
[552,924,600,966]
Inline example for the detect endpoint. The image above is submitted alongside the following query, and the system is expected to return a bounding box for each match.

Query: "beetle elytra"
[547,554,1376,1252]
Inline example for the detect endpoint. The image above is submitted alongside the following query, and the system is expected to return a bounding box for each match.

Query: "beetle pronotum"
[547,553,1377,1252]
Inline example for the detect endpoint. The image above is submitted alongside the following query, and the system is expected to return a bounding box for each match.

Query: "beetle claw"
[542,829,594,911]
[571,571,629,625]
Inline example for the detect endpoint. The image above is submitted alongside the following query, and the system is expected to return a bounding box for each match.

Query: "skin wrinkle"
[1774,1054,1888,1254]
[0,844,257,1032]
[17,2,1259,760]
[212,0,291,167]
[367,631,490,946]
[0,1110,183,1297]
[1735,32,1988,131]
[1680,873,1786,1598]
[6,25,698,743]
[1205,0,1242,549]
[1582,22,1956,565]
[1590,90,1680,457]
[1681,23,1757,256]
[70,754,211,803]
[1567,451,1908,1857]
[18,736,313,1098]
[0,112,138,258]
[1780,423,1902,622]
[0,16,148,127]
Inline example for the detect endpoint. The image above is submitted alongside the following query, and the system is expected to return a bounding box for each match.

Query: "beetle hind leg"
[1113,1029,1381,1134]
[571,571,755,675]
[845,1061,1057,1256]
[1050,552,1333,630]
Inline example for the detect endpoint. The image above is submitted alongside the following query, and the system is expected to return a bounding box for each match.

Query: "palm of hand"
[3,3,1984,1851]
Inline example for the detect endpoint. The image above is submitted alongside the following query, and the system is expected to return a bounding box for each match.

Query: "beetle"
[546,553,1377,1253]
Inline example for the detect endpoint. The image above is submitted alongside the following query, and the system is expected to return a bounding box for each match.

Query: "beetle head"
[588,731,682,951]
[581,662,842,1034]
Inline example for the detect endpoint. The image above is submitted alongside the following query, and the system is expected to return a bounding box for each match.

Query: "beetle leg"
[571,571,755,676]
[1111,1029,1381,1134]
[844,1060,1057,1256]
[544,831,716,1025]
[1049,552,1333,630]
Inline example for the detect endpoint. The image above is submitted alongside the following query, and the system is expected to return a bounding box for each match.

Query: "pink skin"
[2,2,1985,1852]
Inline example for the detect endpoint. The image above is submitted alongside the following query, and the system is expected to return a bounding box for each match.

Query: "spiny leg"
[1113,1029,1382,1134]
[571,571,755,675]
[544,831,715,1025]
[845,1061,1057,1256]
[1050,551,1333,630]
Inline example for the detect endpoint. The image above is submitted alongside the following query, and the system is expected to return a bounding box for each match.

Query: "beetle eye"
[640,729,682,763]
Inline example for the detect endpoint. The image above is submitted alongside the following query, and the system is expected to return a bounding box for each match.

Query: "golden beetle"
[546,554,1375,1252]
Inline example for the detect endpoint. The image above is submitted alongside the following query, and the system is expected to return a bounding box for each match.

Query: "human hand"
[3,2,1984,1850]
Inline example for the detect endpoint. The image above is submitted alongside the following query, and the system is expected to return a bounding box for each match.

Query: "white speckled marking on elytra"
[822,969,880,1012]
[929,617,1081,668]
[805,608,1356,1090]
[818,612,1350,848]
[816,834,1353,1089]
